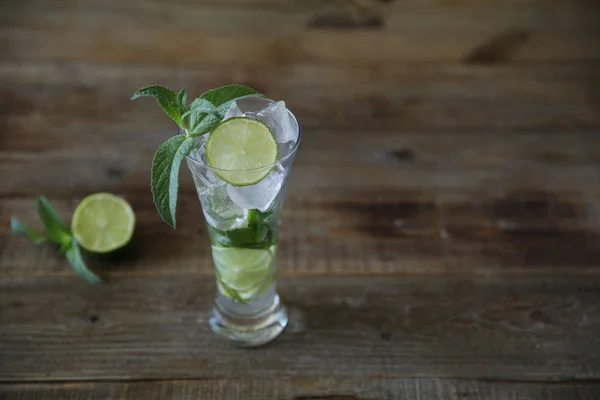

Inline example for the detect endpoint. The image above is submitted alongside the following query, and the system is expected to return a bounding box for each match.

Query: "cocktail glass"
[185,96,300,346]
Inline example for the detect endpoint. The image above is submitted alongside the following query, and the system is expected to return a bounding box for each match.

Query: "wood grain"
[3,128,600,198]
[1,275,599,381]
[1,378,600,400]
[1,0,600,397]
[2,187,599,278]
[1,0,599,64]
[1,62,598,131]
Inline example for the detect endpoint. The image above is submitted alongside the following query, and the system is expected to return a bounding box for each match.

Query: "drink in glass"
[185,96,300,346]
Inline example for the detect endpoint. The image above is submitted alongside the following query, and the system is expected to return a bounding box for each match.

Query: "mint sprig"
[37,196,72,244]
[10,197,102,283]
[150,135,195,228]
[131,84,264,227]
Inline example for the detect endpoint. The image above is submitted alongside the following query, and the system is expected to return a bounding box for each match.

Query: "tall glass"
[185,97,300,346]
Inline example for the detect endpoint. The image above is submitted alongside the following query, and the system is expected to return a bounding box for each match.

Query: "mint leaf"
[37,196,71,244]
[191,86,263,132]
[177,87,187,109]
[206,209,275,249]
[200,84,263,107]
[151,135,195,227]
[181,98,217,134]
[181,110,206,133]
[65,240,102,284]
[131,85,186,127]
[190,98,217,113]
[11,217,47,244]
[189,113,221,136]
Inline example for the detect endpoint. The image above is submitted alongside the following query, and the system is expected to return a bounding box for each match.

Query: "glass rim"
[185,103,302,173]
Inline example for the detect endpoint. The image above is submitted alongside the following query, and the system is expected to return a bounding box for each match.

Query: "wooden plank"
[5,125,600,192]
[1,378,599,400]
[2,187,599,278]
[3,0,599,33]
[440,192,600,271]
[1,62,598,132]
[1,275,599,380]
[1,0,598,63]
[3,129,600,196]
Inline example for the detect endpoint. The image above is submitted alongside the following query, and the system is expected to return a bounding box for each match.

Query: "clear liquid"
[216,282,277,318]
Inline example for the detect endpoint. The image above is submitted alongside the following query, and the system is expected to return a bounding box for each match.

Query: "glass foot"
[209,289,288,347]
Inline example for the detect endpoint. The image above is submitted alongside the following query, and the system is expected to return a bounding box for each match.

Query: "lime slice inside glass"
[212,245,276,300]
[71,193,135,253]
[206,117,278,186]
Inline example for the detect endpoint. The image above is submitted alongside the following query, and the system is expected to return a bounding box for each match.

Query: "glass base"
[209,284,288,347]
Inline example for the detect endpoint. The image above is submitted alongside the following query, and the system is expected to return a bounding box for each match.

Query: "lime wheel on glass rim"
[206,117,278,186]
[71,193,135,253]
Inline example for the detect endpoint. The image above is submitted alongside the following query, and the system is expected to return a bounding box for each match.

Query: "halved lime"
[71,193,135,253]
[206,117,278,186]
[212,245,276,300]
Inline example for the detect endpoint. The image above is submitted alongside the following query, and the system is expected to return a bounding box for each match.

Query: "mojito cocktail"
[131,84,298,346]
[186,96,300,346]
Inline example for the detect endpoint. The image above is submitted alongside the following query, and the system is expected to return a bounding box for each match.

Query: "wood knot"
[390,148,415,162]
[463,29,531,64]
[308,12,383,29]
[306,0,389,30]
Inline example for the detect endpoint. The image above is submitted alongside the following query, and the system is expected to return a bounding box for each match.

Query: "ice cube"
[248,101,297,143]
[187,135,208,165]
[199,184,249,231]
[223,101,243,120]
[227,165,286,212]
[186,142,222,188]
[224,100,298,143]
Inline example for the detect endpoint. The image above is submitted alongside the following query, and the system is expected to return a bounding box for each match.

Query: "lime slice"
[206,117,278,186]
[71,193,135,253]
[212,245,276,300]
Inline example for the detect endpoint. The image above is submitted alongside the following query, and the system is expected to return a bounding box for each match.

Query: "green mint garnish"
[207,209,276,249]
[11,197,102,283]
[181,98,216,134]
[150,135,195,228]
[200,85,262,110]
[131,86,187,127]
[131,84,264,227]
[65,239,102,284]
[37,196,72,244]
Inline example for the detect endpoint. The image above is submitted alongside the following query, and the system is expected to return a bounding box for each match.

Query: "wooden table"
[1,1,600,399]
